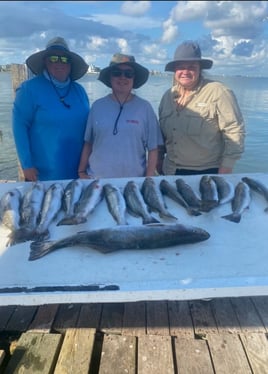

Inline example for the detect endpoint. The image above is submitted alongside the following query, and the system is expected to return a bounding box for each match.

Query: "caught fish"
[123,180,160,224]
[141,177,177,220]
[222,181,251,223]
[9,182,45,245]
[199,175,219,212]
[211,175,235,205]
[0,188,22,245]
[57,179,84,225]
[29,223,210,261]
[242,176,268,212]
[159,179,201,216]
[63,179,104,225]
[104,183,128,225]
[35,183,64,240]
[175,178,202,210]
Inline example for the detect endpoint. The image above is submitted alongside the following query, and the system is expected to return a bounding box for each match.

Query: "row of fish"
[1,175,268,259]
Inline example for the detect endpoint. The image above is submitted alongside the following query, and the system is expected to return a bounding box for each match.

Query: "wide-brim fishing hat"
[165,41,213,72]
[98,53,149,89]
[26,36,89,80]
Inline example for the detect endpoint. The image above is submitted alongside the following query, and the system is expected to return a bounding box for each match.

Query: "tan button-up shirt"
[159,78,245,175]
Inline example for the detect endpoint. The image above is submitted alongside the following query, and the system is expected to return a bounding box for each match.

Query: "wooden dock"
[0,297,268,373]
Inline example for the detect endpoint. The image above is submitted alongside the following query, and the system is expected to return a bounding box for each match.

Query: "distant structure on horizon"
[87,64,101,74]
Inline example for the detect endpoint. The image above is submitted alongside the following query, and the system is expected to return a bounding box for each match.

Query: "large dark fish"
[59,179,103,225]
[211,175,235,205]
[9,182,45,245]
[175,178,202,210]
[141,177,177,220]
[159,179,201,216]
[123,180,160,224]
[222,181,251,223]
[104,183,128,225]
[199,175,219,212]
[29,223,210,261]
[34,183,64,240]
[57,179,84,225]
[242,176,268,212]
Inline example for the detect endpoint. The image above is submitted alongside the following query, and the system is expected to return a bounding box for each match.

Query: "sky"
[0,1,268,77]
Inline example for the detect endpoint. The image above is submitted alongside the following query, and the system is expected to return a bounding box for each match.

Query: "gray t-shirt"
[84,94,163,178]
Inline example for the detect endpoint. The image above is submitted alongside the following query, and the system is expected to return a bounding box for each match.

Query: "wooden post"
[11,64,28,181]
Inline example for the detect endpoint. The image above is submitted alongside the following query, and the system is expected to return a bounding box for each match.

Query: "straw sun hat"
[98,53,149,89]
[26,36,89,81]
[165,41,213,72]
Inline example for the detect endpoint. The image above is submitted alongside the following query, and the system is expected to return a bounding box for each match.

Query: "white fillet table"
[0,173,267,306]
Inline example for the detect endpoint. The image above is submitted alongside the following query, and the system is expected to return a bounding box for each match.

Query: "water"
[1,72,268,181]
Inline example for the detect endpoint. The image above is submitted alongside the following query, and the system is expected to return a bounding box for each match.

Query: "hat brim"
[165,58,213,72]
[98,62,149,89]
[26,49,89,81]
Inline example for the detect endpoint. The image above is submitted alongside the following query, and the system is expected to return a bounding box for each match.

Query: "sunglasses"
[47,55,71,64]
[111,69,135,79]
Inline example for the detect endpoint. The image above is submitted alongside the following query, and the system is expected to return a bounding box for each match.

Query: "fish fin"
[57,215,87,226]
[142,216,160,225]
[29,240,57,261]
[221,213,241,223]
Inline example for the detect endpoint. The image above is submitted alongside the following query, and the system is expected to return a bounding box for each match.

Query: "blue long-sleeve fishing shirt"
[12,73,90,181]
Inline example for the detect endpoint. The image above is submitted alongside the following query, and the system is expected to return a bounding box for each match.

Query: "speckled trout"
[29,223,210,261]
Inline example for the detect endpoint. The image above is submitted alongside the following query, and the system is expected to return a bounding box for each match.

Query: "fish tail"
[221,213,241,223]
[187,207,202,216]
[57,215,87,226]
[142,216,160,225]
[7,228,36,246]
[33,229,50,241]
[160,211,178,220]
[29,240,58,261]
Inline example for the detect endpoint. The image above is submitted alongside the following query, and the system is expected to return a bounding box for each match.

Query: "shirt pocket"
[185,106,217,136]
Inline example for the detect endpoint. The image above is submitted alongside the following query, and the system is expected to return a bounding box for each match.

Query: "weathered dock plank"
[77,303,102,329]
[99,334,136,374]
[251,296,268,329]
[207,333,252,373]
[146,300,170,336]
[100,302,124,334]
[189,300,218,336]
[4,331,62,374]
[211,297,241,333]
[54,328,95,374]
[0,305,15,330]
[52,303,81,333]
[28,304,59,333]
[231,297,266,333]
[174,336,214,373]
[168,300,195,338]
[137,335,174,373]
[122,301,146,336]
[240,333,268,373]
[4,306,37,332]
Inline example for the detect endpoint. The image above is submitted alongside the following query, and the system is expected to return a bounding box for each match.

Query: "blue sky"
[0,1,267,76]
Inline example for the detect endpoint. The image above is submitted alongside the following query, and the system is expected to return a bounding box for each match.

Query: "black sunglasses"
[47,55,71,64]
[111,69,135,79]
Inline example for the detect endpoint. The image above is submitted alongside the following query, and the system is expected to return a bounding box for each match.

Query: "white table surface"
[0,173,268,306]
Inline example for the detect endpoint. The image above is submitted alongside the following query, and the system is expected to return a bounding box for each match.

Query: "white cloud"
[161,19,178,44]
[120,1,151,17]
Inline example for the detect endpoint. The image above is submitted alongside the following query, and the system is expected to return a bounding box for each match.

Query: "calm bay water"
[1,72,268,181]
